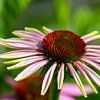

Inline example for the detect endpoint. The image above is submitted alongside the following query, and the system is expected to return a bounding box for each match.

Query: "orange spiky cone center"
[42,30,86,62]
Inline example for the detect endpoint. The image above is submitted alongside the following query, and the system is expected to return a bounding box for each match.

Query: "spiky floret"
[43,30,86,62]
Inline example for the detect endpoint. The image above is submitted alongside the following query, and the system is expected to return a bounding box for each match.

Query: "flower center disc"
[43,30,86,62]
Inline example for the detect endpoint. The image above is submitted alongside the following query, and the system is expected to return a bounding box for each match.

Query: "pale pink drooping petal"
[74,62,97,93]
[7,56,46,70]
[67,63,87,97]
[3,56,41,64]
[94,60,100,63]
[83,57,100,63]
[12,31,44,42]
[77,61,100,86]
[57,63,64,90]
[84,35,100,43]
[86,45,100,49]
[81,57,100,71]
[15,59,48,81]
[83,56,100,60]
[86,49,100,54]
[0,50,42,59]
[24,27,45,37]
[0,38,38,49]
[85,52,100,57]
[82,31,98,40]
[41,62,57,95]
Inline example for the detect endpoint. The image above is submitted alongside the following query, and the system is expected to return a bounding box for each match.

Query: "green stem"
[49,74,60,100]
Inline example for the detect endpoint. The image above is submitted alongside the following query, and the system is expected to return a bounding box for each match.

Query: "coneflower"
[0,76,49,100]
[0,27,99,97]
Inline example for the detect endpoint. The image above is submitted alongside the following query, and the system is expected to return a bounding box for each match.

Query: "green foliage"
[53,0,70,29]
[72,7,100,36]
[0,0,31,37]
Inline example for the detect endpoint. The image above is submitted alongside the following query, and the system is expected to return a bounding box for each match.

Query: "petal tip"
[15,77,21,82]
[41,91,45,96]
[58,87,61,90]
[15,75,24,82]
[7,67,12,70]
[95,91,98,94]
[84,95,88,98]
[24,27,33,31]
[58,84,62,90]
[7,66,18,70]
[42,26,52,33]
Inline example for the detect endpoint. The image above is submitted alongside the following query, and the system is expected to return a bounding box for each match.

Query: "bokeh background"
[0,0,100,100]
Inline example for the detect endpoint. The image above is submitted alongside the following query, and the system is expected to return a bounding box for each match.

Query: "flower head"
[0,27,100,97]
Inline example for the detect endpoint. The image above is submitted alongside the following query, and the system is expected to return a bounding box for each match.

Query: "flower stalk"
[49,73,60,100]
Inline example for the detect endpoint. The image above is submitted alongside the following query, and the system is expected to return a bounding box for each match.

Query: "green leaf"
[53,0,70,29]
[0,0,31,38]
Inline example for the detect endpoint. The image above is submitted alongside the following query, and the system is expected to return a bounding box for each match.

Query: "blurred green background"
[0,0,100,100]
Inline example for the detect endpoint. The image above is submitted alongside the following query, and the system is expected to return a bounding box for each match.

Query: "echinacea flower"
[0,27,100,97]
[0,76,49,100]
[60,83,93,100]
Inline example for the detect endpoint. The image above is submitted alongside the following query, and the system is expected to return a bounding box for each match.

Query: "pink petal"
[86,45,100,49]
[3,56,39,64]
[94,60,100,63]
[86,49,100,53]
[83,57,100,63]
[84,35,100,43]
[77,61,100,86]
[25,27,45,37]
[85,52,100,57]
[15,59,48,81]
[0,50,41,59]
[57,63,64,90]
[81,57,100,71]
[0,38,38,49]
[82,31,98,40]
[74,62,97,93]
[60,83,93,97]
[7,56,45,70]
[41,62,57,95]
[13,30,44,42]
[83,56,100,60]
[67,63,87,97]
